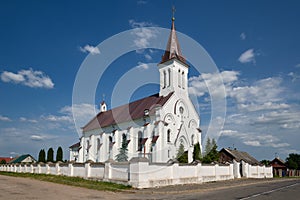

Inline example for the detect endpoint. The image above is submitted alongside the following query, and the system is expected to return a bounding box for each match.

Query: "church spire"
[160,7,187,65]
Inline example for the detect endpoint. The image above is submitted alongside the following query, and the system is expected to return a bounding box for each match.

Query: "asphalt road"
[0,175,299,200]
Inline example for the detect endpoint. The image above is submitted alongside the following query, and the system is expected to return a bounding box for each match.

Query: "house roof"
[83,92,174,132]
[220,148,260,165]
[160,18,187,65]
[270,157,286,168]
[69,142,80,149]
[9,154,36,164]
[0,157,13,163]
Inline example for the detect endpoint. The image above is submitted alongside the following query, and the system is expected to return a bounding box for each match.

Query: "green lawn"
[0,171,132,191]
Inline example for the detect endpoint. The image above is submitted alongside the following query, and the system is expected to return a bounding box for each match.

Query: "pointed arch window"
[191,135,194,145]
[163,70,167,89]
[178,69,181,88]
[168,68,171,87]
[182,71,185,89]
[138,131,143,151]
[167,129,171,142]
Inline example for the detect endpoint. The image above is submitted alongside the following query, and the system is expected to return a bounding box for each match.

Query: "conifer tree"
[193,142,202,161]
[47,148,54,162]
[177,143,188,163]
[38,149,46,163]
[56,146,63,162]
[115,135,128,162]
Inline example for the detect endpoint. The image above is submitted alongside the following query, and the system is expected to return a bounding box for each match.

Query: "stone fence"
[0,158,273,188]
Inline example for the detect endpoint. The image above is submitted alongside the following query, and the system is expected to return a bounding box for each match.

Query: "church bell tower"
[158,16,189,97]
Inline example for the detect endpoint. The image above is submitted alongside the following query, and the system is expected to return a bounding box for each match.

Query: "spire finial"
[172,5,176,21]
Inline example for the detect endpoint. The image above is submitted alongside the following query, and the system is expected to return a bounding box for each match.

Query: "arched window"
[138,131,143,151]
[122,133,127,146]
[167,129,171,142]
[178,69,181,88]
[191,135,194,145]
[163,70,167,89]
[97,138,101,150]
[168,68,171,87]
[182,71,185,89]
[86,140,90,153]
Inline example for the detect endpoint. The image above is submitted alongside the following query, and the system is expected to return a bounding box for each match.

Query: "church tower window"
[182,71,185,89]
[163,70,167,88]
[168,68,171,87]
[178,69,181,88]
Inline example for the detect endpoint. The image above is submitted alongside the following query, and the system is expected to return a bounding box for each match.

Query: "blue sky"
[0,0,299,161]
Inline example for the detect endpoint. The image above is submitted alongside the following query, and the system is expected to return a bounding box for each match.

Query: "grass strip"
[0,171,131,192]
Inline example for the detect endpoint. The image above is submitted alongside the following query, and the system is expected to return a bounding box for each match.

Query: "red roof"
[0,157,13,163]
[83,92,173,132]
[69,142,80,149]
[160,18,187,65]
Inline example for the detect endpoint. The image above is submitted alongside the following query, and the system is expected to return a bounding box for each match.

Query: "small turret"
[100,101,107,112]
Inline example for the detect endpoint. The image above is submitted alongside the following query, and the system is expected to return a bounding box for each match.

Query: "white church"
[70,17,202,163]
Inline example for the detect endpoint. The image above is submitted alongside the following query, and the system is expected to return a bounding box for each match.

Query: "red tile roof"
[0,157,13,163]
[83,92,174,132]
[69,142,80,149]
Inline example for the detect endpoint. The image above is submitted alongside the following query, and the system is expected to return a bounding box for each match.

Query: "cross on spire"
[172,5,176,21]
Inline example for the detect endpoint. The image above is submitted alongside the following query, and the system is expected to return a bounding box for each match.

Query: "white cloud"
[20,117,38,123]
[240,32,246,40]
[189,70,239,99]
[129,20,157,51]
[144,54,152,60]
[129,19,153,28]
[136,62,150,70]
[295,63,300,68]
[229,77,284,105]
[238,49,255,63]
[221,129,290,148]
[30,135,45,141]
[0,115,12,122]
[79,45,100,55]
[1,68,54,89]
[288,72,300,82]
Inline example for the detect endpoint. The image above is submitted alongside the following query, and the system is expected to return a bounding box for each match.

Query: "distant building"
[219,148,261,165]
[9,154,36,164]
[270,157,287,177]
[0,157,13,164]
[69,142,80,161]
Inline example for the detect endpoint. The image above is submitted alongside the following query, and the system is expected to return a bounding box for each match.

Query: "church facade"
[74,18,202,163]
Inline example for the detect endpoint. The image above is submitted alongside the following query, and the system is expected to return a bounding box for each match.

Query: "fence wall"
[0,158,273,189]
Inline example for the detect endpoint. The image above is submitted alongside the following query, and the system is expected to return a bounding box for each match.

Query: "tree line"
[38,147,63,163]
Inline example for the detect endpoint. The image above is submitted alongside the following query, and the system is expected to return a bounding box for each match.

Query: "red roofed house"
[270,157,287,177]
[0,157,13,164]
[74,17,202,163]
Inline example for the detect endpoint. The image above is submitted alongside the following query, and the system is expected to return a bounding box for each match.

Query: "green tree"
[115,134,128,162]
[47,148,54,162]
[38,149,46,163]
[202,138,219,164]
[204,137,212,156]
[177,143,188,163]
[286,153,300,170]
[0,159,6,164]
[56,146,63,162]
[193,142,202,161]
[260,160,270,166]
